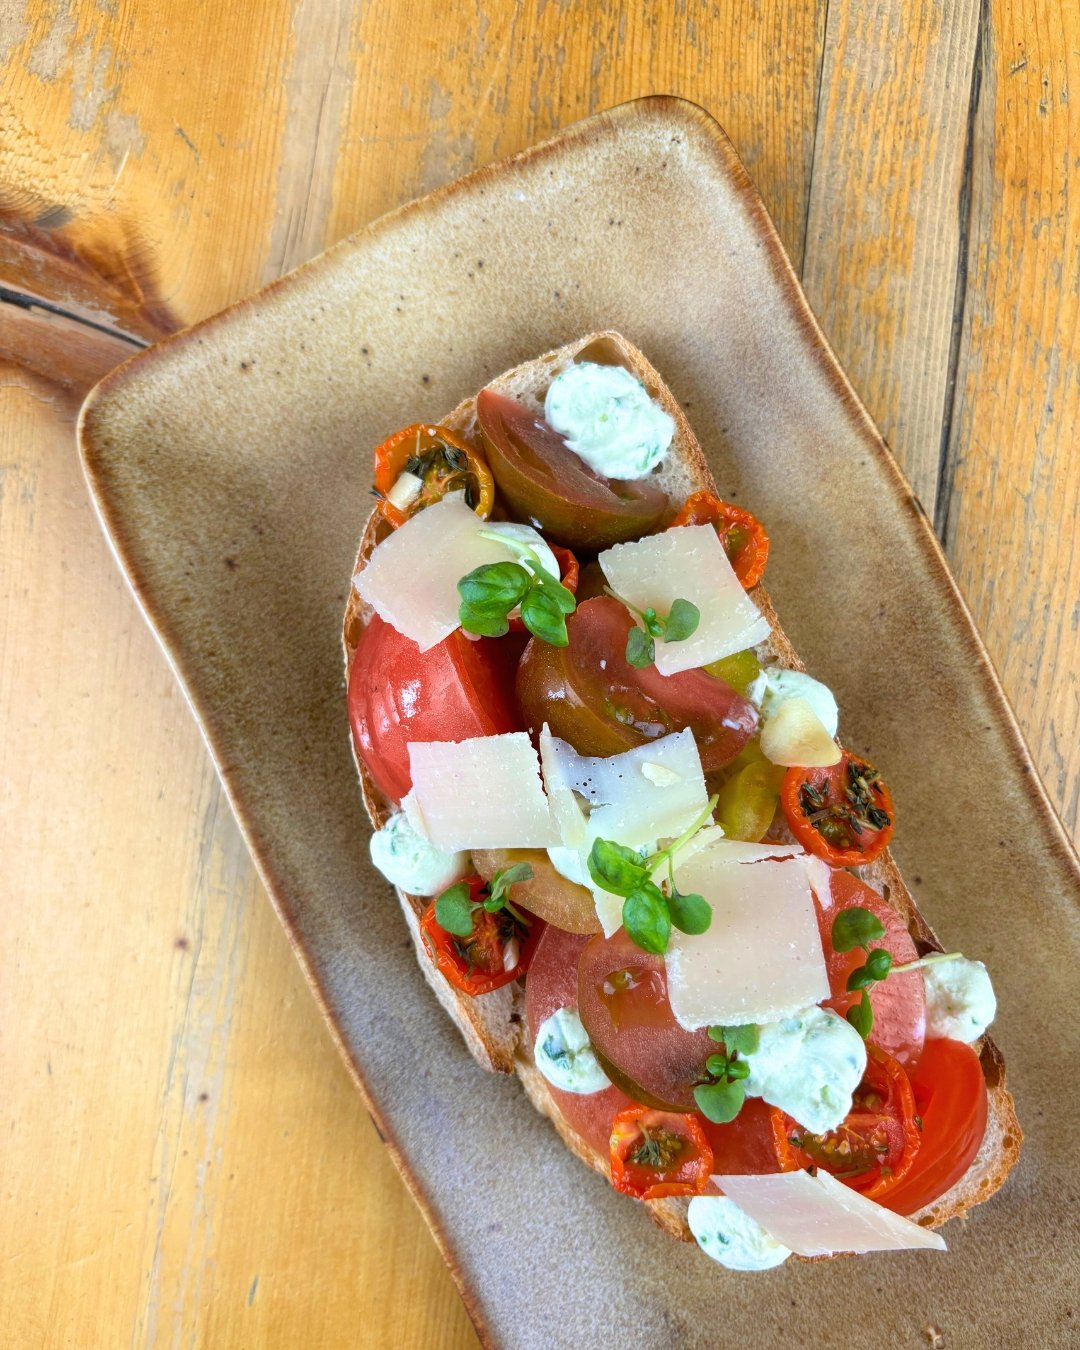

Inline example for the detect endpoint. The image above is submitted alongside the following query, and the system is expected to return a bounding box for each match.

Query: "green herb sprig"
[457,533,576,646]
[831,905,962,1038]
[604,586,700,668]
[587,796,717,954]
[434,863,533,938]
[693,1023,760,1124]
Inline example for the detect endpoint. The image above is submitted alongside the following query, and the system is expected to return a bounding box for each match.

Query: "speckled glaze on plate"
[79,97,1078,1347]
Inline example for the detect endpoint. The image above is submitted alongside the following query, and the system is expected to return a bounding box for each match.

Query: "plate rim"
[76,93,1080,1347]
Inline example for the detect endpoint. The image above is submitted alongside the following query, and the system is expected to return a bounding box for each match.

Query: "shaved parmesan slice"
[598,525,770,675]
[760,696,841,767]
[538,725,588,851]
[665,839,828,1028]
[801,854,834,908]
[573,730,708,849]
[539,731,710,936]
[354,495,539,652]
[405,733,558,850]
[714,1171,947,1256]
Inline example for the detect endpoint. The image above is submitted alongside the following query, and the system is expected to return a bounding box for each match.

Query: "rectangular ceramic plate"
[80,98,1078,1346]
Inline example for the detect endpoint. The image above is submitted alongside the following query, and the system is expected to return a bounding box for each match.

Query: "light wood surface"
[2,3,1076,1346]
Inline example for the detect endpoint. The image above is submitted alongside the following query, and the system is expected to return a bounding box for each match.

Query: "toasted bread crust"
[344,332,1021,1244]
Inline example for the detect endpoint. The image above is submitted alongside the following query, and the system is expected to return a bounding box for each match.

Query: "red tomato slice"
[347,613,524,803]
[525,924,632,1157]
[699,1098,785,1192]
[877,1039,989,1217]
[814,869,926,1066]
[517,596,759,773]
[576,928,714,1111]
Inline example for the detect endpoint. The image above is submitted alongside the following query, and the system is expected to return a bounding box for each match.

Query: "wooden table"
[3,4,1076,1345]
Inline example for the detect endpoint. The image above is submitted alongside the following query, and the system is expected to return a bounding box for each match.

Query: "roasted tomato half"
[610,1106,713,1200]
[476,390,670,551]
[373,423,494,528]
[773,1047,921,1201]
[671,491,770,588]
[348,613,523,803]
[781,750,896,866]
[517,596,758,772]
[420,876,543,996]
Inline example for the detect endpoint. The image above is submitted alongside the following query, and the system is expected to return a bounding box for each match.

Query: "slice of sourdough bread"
[343,331,1021,1242]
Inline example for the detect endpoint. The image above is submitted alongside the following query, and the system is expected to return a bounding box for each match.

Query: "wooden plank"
[1,1,826,333]
[940,2,1080,838]
[801,0,982,511]
[0,372,478,1349]
[0,4,833,1345]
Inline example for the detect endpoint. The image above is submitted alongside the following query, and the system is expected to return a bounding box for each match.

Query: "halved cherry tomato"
[476,390,671,551]
[671,491,771,588]
[348,613,523,803]
[373,423,494,528]
[517,596,759,772]
[610,1106,713,1199]
[472,848,600,934]
[773,1047,921,1201]
[781,749,896,866]
[876,1039,990,1217]
[577,928,713,1111]
[814,869,926,1066]
[420,875,543,996]
[525,925,634,1157]
[506,544,579,634]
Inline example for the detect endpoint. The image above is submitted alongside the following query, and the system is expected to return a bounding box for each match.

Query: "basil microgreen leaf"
[667,885,711,935]
[457,602,512,637]
[458,561,530,608]
[434,882,476,937]
[587,838,646,898]
[460,532,578,647]
[846,965,876,992]
[846,992,874,1039]
[830,906,885,953]
[607,586,700,669]
[864,947,893,982]
[693,1079,746,1124]
[544,576,578,615]
[520,587,570,646]
[705,1054,729,1077]
[587,795,718,954]
[622,885,671,955]
[711,1023,760,1056]
[663,598,700,643]
[625,625,655,668]
[726,1058,750,1081]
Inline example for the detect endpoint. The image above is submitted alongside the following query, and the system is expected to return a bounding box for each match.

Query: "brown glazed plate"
[79,97,1078,1346]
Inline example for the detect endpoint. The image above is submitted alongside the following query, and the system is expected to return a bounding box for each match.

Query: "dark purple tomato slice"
[577,928,714,1113]
[475,389,670,551]
[516,596,759,772]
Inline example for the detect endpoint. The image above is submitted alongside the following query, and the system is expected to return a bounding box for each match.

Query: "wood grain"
[801,0,982,512]
[1,0,1078,1345]
[941,1,1080,838]
[0,372,478,1348]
